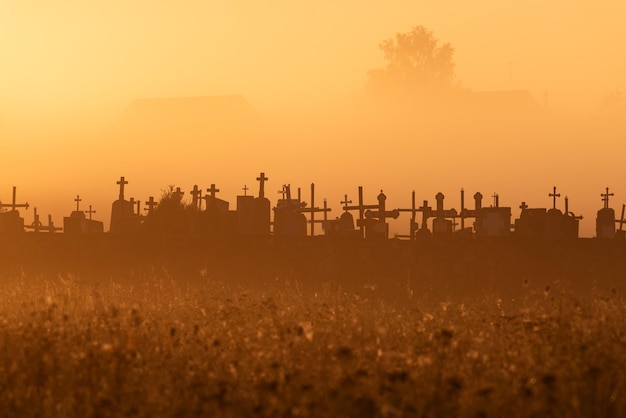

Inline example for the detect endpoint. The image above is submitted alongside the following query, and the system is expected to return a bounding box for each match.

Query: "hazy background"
[1,1,625,236]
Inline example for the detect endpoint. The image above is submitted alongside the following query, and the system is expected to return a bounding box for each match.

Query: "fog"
[1,1,625,237]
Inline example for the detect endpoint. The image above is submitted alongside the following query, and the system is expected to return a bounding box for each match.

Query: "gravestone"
[110,177,141,233]
[596,187,616,238]
[0,187,29,233]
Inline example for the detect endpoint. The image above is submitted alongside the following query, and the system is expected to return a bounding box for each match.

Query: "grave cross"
[278,185,287,199]
[30,207,43,232]
[340,195,352,212]
[242,185,249,196]
[190,185,202,208]
[206,184,220,199]
[85,205,96,220]
[601,187,614,209]
[173,187,185,200]
[300,183,332,236]
[257,172,269,199]
[519,201,528,211]
[364,190,400,224]
[0,186,30,211]
[144,196,158,215]
[492,192,499,208]
[47,215,62,233]
[549,186,561,209]
[117,177,128,201]
[616,204,626,232]
[74,195,82,212]
[417,200,433,233]
[397,190,419,239]
[342,186,379,238]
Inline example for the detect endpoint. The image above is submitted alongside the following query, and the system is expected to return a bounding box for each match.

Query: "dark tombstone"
[0,187,29,233]
[562,196,583,238]
[472,191,512,237]
[596,187,616,238]
[202,184,230,235]
[323,194,358,237]
[64,196,104,234]
[514,187,579,238]
[273,184,307,237]
[110,177,141,233]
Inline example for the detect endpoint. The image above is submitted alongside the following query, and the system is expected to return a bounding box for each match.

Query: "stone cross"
[173,187,185,200]
[117,177,128,201]
[190,185,202,208]
[601,187,614,209]
[144,196,158,215]
[549,186,561,209]
[85,205,96,220]
[257,172,269,199]
[206,184,220,199]
[75,195,82,212]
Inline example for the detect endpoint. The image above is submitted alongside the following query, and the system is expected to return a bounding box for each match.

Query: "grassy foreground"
[0,271,624,417]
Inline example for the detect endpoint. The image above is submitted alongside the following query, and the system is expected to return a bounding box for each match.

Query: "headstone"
[596,187,616,238]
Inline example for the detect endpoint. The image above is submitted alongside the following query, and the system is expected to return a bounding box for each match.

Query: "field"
[1,263,625,417]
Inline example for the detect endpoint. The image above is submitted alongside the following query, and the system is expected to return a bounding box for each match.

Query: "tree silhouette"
[365,25,456,102]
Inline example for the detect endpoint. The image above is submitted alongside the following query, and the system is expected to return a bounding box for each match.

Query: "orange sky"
[1,1,625,236]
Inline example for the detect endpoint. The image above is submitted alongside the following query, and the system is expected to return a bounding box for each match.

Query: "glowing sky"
[1,1,625,236]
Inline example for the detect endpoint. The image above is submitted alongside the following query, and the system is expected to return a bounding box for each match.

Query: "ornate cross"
[74,195,82,212]
[85,205,96,220]
[549,186,560,209]
[0,186,29,211]
[601,187,614,209]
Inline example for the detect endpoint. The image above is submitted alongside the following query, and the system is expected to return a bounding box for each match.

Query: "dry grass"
[0,270,625,417]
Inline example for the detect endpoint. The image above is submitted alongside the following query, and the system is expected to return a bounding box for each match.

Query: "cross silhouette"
[206,184,220,199]
[257,172,269,199]
[190,185,202,208]
[519,201,528,211]
[242,185,249,196]
[601,187,614,209]
[340,194,352,211]
[278,185,287,199]
[549,186,560,209]
[74,195,82,212]
[85,205,96,220]
[117,177,128,200]
[144,196,158,215]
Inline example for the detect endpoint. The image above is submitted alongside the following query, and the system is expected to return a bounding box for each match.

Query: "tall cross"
[519,201,528,211]
[549,186,560,209]
[74,195,82,212]
[601,187,614,209]
[340,194,352,212]
[242,185,249,196]
[3,186,30,211]
[343,186,379,238]
[300,183,331,236]
[85,205,96,220]
[190,185,202,208]
[145,196,158,215]
[257,172,268,199]
[117,176,128,201]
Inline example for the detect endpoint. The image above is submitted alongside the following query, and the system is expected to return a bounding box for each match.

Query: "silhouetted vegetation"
[365,25,457,103]
[143,185,195,235]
